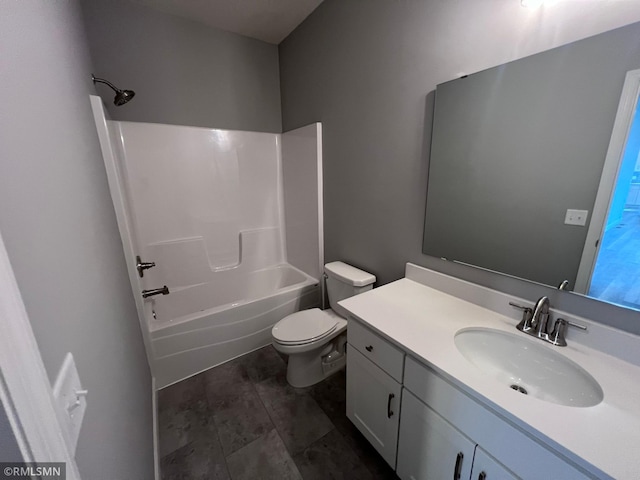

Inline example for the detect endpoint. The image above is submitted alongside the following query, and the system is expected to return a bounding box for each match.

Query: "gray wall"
[0,399,22,462]
[81,0,282,132]
[0,1,153,478]
[280,1,640,334]
[424,25,640,288]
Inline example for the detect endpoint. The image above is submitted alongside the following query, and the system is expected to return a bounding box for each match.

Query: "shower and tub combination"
[90,95,324,388]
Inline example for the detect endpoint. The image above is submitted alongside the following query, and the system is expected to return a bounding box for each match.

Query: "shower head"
[91,74,135,106]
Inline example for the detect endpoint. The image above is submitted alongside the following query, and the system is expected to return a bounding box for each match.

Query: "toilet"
[272,261,376,388]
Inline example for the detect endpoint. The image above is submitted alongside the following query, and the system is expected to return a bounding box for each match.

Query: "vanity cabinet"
[402,356,591,480]
[346,318,594,479]
[346,320,404,467]
[397,390,476,480]
[397,390,517,480]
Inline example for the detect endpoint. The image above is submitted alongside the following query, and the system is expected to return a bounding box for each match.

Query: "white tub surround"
[282,123,324,284]
[339,263,640,480]
[91,96,323,388]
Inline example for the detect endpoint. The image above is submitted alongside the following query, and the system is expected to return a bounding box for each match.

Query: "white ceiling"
[129,0,325,44]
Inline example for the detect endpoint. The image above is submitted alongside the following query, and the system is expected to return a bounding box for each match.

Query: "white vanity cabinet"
[346,320,404,467]
[397,389,518,480]
[401,356,592,480]
[346,318,594,479]
[338,265,639,479]
[397,390,476,480]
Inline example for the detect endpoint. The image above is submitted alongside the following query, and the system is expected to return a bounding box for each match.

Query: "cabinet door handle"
[365,345,373,352]
[387,393,395,418]
[453,452,463,480]
[478,472,486,480]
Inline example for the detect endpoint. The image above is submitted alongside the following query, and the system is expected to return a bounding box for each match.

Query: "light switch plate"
[52,353,86,454]
[564,209,589,226]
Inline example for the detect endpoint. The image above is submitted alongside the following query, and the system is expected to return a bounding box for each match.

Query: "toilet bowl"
[271,261,375,388]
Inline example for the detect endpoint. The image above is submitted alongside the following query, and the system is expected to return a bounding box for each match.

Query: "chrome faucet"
[509,296,587,346]
[531,296,550,338]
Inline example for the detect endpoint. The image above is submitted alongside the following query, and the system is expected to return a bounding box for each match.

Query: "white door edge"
[0,228,81,478]
[575,69,640,294]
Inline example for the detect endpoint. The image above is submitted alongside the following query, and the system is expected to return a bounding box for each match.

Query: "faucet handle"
[547,318,588,347]
[509,301,530,311]
[136,255,156,278]
[509,302,534,332]
[567,320,588,331]
[548,318,568,346]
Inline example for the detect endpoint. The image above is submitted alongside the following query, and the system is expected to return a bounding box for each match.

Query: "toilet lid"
[272,308,338,345]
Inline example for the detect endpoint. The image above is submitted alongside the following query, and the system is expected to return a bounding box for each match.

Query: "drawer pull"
[365,345,373,352]
[387,393,395,418]
[478,472,486,480]
[453,452,463,479]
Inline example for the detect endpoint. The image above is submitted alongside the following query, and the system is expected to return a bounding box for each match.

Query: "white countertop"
[339,269,640,480]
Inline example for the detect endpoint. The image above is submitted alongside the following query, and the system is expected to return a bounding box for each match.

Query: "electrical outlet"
[52,353,87,454]
[564,209,589,226]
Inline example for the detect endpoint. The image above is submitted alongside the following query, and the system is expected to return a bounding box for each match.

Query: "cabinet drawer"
[348,318,404,382]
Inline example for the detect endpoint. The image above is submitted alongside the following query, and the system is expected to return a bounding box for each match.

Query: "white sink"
[454,327,603,407]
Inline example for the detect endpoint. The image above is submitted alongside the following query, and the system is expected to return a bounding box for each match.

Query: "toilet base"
[285,348,345,388]
[274,330,347,388]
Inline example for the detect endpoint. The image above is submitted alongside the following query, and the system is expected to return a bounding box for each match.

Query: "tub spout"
[142,286,169,298]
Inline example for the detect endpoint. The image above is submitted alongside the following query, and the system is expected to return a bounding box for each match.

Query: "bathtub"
[149,264,320,388]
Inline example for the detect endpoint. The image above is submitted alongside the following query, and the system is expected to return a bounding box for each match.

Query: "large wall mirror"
[423,21,640,312]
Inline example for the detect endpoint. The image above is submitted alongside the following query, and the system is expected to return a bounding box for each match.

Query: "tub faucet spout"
[142,286,170,298]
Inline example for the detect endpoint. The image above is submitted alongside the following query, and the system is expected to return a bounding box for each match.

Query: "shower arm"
[91,74,122,93]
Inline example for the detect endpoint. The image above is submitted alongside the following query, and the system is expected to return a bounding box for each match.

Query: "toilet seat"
[272,308,338,346]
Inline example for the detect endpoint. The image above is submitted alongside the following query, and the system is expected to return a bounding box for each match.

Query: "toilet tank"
[324,261,376,318]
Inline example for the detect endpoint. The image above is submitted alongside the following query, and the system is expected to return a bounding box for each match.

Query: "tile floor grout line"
[307,394,382,479]
[223,425,279,461]
[203,361,276,479]
[249,366,305,469]
[305,373,386,480]
[256,374,336,460]
[203,382,233,480]
[253,358,373,478]
[245,358,305,479]
[203,360,272,462]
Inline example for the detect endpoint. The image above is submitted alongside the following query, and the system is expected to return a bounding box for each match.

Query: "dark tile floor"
[158,345,398,480]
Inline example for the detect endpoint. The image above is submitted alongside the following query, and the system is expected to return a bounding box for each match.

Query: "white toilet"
[272,261,376,388]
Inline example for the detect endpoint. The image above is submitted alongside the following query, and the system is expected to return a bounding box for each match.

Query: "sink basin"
[454,327,603,407]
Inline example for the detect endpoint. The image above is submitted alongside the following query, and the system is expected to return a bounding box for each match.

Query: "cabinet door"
[470,447,518,480]
[346,344,402,468]
[397,390,475,480]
